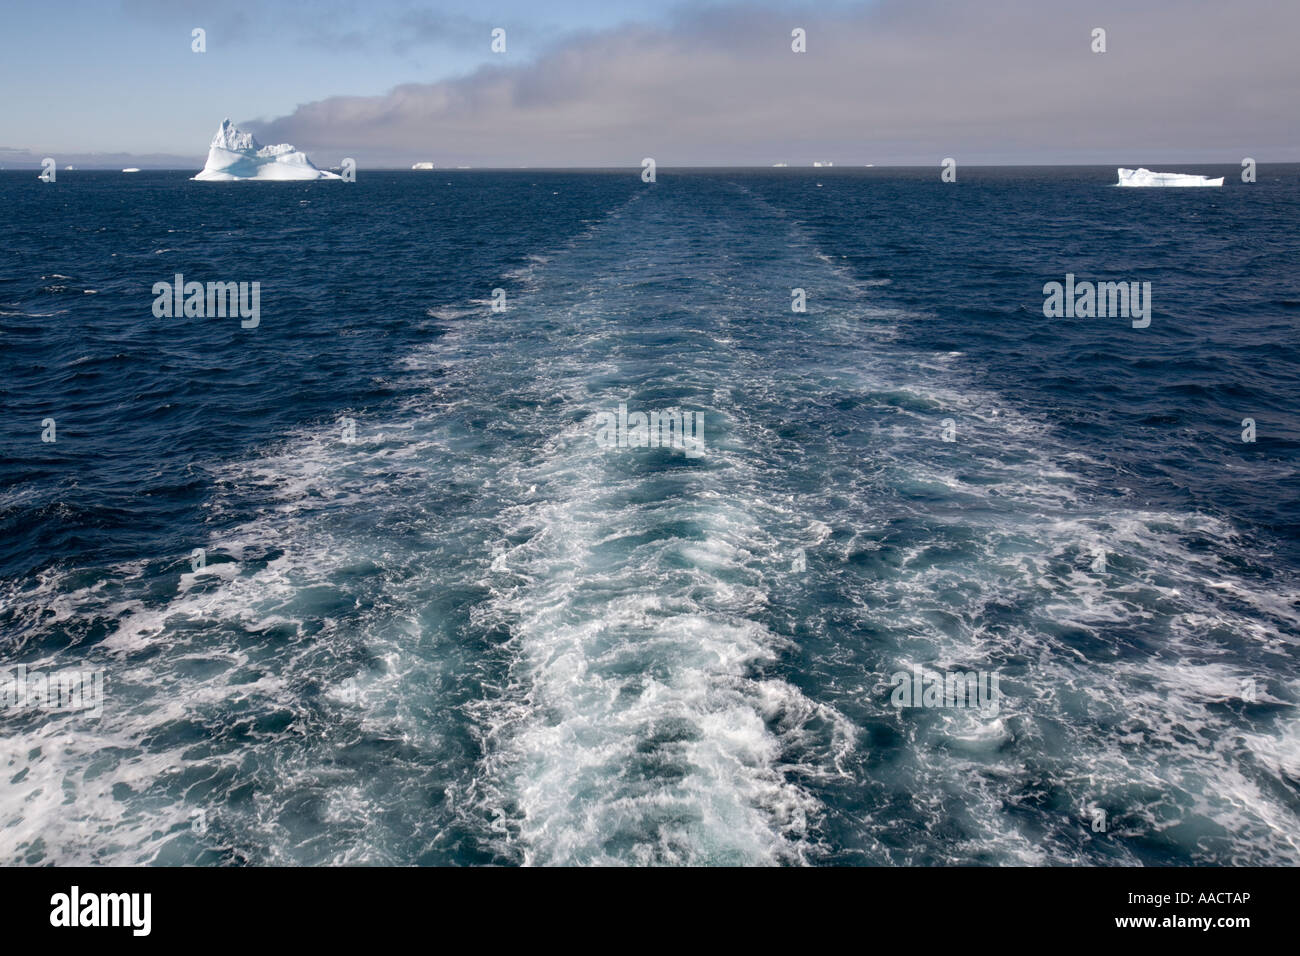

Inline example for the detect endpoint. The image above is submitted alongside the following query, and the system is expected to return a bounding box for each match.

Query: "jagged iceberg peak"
[211,117,260,152]
[194,118,341,181]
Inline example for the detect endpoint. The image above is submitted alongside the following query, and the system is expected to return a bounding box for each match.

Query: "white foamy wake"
[458,416,855,865]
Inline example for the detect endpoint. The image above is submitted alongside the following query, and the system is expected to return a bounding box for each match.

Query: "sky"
[2,0,1297,167]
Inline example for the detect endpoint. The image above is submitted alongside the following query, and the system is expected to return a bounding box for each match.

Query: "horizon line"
[3,161,1294,172]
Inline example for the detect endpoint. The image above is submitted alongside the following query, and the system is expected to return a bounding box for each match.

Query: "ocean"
[1,165,1298,865]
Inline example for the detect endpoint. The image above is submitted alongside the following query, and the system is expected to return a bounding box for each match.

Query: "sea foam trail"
[448,188,861,864]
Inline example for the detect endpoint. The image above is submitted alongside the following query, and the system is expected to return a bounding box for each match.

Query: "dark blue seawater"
[2,166,1298,865]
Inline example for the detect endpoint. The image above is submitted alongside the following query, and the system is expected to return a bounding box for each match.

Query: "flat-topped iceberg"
[194,119,340,181]
[1117,167,1223,187]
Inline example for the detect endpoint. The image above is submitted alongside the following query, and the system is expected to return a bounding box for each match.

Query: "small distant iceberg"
[194,119,340,181]
[1116,167,1223,187]
[121,168,140,173]
[411,162,434,170]
[812,161,834,168]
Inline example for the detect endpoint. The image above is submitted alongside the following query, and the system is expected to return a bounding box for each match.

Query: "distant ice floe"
[193,118,341,181]
[1116,167,1223,187]
[411,162,435,170]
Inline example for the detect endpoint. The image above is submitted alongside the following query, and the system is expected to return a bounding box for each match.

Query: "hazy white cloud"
[247,0,1300,166]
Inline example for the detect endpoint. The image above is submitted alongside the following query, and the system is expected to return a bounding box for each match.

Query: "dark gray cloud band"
[247,0,1300,167]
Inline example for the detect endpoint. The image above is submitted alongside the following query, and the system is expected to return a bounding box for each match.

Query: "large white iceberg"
[193,119,341,181]
[1116,167,1223,187]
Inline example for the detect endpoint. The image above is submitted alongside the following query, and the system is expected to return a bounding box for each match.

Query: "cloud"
[246,0,1300,166]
